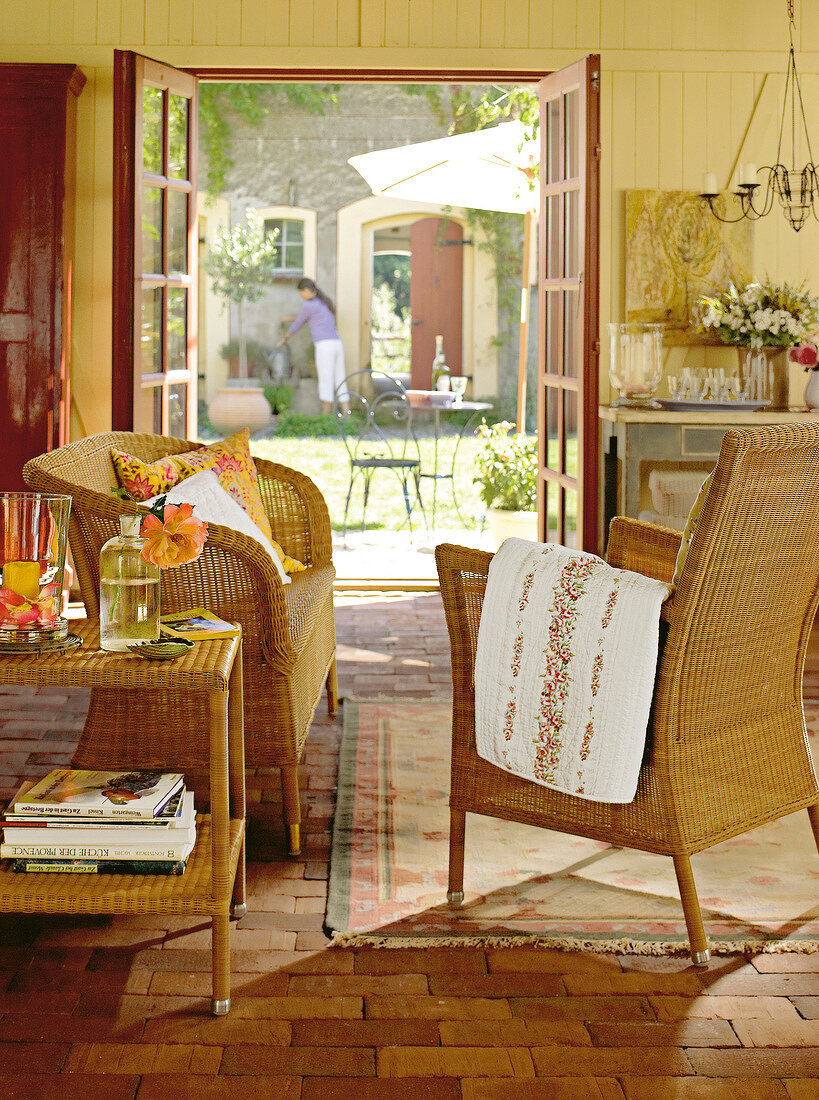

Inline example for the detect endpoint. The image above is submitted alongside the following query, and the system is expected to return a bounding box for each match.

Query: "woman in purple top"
[277,277,349,414]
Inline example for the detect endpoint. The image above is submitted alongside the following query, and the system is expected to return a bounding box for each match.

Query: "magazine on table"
[159,608,240,641]
[10,770,184,820]
[1,792,196,859]
[11,857,188,875]
[1,787,189,829]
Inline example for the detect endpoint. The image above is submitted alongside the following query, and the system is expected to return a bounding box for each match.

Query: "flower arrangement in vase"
[695,280,819,409]
[100,499,208,652]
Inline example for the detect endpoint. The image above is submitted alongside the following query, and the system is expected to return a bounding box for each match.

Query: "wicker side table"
[0,619,245,1016]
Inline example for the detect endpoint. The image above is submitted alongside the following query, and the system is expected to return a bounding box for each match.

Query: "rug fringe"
[329,931,819,955]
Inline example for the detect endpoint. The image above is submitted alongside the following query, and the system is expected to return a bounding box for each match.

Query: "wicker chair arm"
[253,457,333,568]
[605,516,682,584]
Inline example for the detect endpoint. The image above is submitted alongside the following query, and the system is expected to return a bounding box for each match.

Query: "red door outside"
[409,217,463,389]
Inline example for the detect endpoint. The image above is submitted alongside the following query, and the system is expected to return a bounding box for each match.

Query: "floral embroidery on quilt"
[501,558,543,760]
[576,577,621,794]
[534,556,597,784]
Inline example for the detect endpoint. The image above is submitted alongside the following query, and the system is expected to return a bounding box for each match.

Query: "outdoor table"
[408,393,492,527]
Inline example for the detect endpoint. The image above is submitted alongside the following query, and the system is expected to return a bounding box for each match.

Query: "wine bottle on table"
[431,335,450,391]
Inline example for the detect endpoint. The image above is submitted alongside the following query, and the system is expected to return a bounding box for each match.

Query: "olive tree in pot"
[205,213,280,434]
[473,420,538,548]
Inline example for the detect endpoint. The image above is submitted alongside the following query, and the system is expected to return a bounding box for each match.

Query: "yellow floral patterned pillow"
[110,449,181,502]
[170,429,275,542]
[215,466,305,574]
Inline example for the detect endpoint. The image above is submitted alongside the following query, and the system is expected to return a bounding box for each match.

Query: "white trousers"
[315,338,348,403]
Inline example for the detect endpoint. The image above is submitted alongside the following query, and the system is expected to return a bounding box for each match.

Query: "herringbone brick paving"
[0,592,816,1097]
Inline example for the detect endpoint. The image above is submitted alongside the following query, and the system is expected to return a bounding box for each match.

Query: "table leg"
[228,642,246,921]
[209,688,231,1015]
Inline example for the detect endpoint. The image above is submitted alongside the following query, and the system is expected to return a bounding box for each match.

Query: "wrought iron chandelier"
[701,0,819,232]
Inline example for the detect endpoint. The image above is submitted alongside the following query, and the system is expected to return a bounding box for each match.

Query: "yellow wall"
[3,0,818,434]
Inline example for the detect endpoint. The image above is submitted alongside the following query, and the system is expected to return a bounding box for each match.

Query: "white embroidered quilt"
[474,538,671,803]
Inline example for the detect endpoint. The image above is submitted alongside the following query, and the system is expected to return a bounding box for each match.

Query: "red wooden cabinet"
[0,64,85,490]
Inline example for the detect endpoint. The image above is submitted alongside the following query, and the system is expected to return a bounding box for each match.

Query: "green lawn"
[250,431,578,534]
[251,433,486,532]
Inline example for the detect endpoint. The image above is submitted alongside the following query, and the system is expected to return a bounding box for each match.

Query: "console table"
[600,405,818,533]
[0,620,245,1015]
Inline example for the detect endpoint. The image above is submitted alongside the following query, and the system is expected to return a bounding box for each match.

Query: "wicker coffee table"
[0,619,245,1015]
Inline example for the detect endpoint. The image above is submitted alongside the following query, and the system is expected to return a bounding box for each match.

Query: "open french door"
[537,56,600,552]
[112,51,198,437]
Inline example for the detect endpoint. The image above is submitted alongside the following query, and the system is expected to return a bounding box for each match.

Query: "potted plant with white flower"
[473,420,538,548]
[695,280,819,408]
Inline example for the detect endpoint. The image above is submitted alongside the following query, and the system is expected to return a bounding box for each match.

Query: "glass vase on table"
[99,516,161,652]
[608,323,664,408]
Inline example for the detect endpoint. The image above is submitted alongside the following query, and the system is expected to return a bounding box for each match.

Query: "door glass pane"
[168,94,188,179]
[545,481,559,543]
[564,390,578,478]
[544,384,558,472]
[563,487,578,549]
[546,194,561,280]
[142,186,163,274]
[142,87,163,174]
[563,291,578,378]
[564,189,579,279]
[545,290,561,377]
[152,387,163,433]
[547,98,561,184]
[564,90,579,178]
[168,190,188,274]
[168,383,187,438]
[141,288,162,375]
[167,288,188,372]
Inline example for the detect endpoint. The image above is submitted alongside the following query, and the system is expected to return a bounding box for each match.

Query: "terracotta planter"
[487,508,539,549]
[207,386,271,435]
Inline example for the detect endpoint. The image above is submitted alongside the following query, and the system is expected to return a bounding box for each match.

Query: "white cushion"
[145,469,290,584]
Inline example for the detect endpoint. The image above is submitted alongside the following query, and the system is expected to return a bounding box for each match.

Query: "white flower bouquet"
[695,280,819,349]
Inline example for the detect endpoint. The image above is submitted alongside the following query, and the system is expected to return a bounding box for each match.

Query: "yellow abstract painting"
[625,190,753,345]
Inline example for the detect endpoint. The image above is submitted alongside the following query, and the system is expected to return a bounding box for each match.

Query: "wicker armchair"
[436,423,819,962]
[24,431,337,856]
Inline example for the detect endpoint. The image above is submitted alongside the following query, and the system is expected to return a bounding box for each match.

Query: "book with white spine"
[11,769,184,819]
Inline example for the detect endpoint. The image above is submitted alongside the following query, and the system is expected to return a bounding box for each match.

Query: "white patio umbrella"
[349,120,539,431]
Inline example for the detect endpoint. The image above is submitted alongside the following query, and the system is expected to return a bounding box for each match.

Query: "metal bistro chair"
[335,370,425,540]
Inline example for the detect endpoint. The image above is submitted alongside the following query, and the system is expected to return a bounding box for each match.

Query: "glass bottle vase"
[99,515,160,652]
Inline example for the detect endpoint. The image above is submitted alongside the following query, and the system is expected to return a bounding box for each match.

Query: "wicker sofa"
[24,431,337,856]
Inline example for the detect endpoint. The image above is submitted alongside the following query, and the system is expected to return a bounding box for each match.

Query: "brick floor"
[0,591,816,1096]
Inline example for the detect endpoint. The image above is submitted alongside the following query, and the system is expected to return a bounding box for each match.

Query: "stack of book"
[1,769,196,874]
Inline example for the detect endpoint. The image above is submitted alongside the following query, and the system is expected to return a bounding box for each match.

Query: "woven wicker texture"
[23,432,337,837]
[436,423,819,959]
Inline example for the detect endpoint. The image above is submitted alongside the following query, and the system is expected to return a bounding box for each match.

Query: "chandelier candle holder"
[608,323,665,408]
[0,493,77,654]
[700,0,819,232]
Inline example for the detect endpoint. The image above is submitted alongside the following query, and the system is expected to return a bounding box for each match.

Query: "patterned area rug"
[326,699,819,953]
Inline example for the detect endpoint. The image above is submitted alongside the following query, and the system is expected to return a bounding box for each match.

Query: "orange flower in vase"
[140,502,208,569]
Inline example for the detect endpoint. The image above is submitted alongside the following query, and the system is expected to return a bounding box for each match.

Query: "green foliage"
[273,412,339,437]
[403,84,538,138]
[370,283,411,374]
[205,214,279,306]
[218,338,271,367]
[263,383,294,415]
[472,420,537,511]
[199,82,340,198]
[373,253,410,316]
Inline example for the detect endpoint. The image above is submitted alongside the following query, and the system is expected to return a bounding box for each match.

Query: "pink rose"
[790,342,819,368]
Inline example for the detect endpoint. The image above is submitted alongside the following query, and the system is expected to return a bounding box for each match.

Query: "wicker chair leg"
[672,853,710,966]
[326,659,339,715]
[447,809,466,906]
[230,835,247,920]
[807,804,819,854]
[281,765,301,856]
